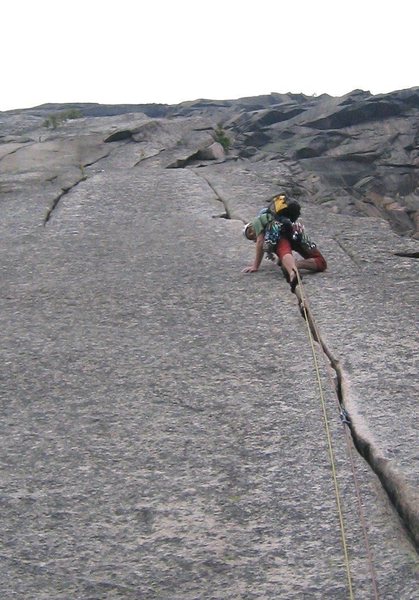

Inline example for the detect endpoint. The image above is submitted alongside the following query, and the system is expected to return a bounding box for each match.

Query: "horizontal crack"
[394,251,419,259]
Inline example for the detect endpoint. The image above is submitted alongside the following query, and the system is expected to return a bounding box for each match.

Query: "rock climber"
[242,200,327,292]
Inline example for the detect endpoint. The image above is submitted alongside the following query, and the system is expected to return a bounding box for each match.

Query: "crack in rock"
[394,251,419,259]
[199,175,231,219]
[43,152,113,225]
[333,235,364,267]
[43,176,85,225]
[297,294,419,551]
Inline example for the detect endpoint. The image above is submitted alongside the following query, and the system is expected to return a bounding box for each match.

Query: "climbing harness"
[293,269,380,600]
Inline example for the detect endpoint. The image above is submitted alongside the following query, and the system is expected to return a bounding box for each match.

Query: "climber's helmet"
[243,223,256,241]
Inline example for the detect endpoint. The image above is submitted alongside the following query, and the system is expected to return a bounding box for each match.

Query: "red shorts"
[276,238,327,272]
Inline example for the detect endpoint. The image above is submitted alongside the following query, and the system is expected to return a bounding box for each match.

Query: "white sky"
[2,0,418,111]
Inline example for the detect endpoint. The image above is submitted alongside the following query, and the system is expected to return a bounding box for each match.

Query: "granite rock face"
[5,87,418,238]
[0,94,418,599]
[225,88,419,238]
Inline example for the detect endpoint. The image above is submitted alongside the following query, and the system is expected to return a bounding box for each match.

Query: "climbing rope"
[295,269,354,599]
[294,269,380,600]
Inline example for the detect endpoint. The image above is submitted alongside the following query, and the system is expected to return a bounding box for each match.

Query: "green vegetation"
[43,109,83,129]
[214,124,231,152]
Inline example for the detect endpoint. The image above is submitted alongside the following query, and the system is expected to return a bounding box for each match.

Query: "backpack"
[267,194,289,218]
[267,194,301,223]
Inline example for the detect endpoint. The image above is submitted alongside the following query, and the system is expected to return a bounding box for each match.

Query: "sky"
[2,0,418,111]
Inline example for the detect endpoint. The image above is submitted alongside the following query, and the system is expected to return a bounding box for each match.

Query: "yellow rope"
[296,277,380,599]
[295,269,355,600]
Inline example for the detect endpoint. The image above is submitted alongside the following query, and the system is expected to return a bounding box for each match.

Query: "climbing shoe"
[281,267,299,292]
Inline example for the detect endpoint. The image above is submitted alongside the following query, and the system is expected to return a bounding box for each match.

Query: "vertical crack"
[333,235,364,267]
[297,294,419,551]
[199,174,231,219]
[43,172,86,225]
[44,189,68,225]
